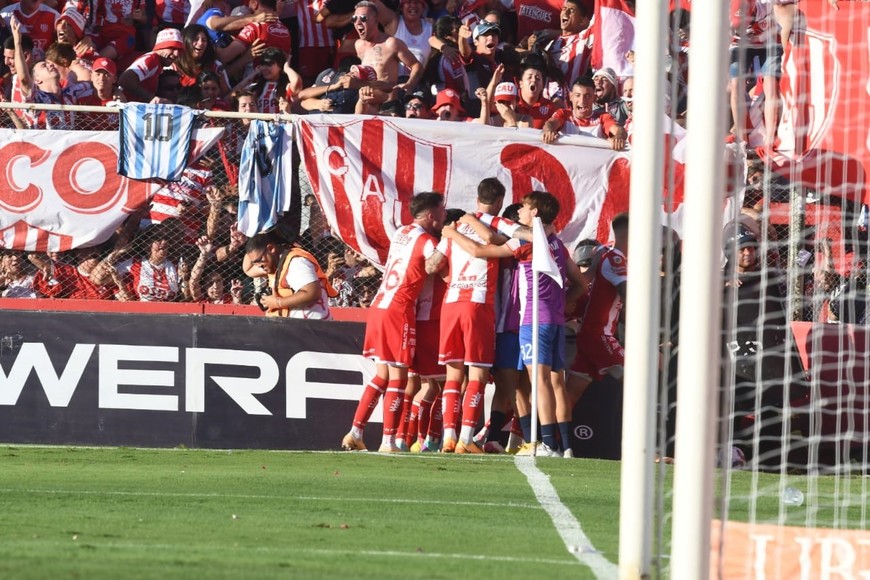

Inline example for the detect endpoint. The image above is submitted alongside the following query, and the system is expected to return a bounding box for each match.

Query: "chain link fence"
[0,103,381,308]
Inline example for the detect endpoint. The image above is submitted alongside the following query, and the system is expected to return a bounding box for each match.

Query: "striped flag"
[118,103,197,182]
[0,221,74,252]
[297,116,452,266]
[590,0,636,77]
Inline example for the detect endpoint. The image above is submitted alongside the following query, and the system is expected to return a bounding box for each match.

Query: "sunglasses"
[406,103,423,110]
[351,14,368,23]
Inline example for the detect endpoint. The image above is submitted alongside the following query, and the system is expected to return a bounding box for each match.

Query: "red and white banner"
[297,114,637,268]
[590,0,635,77]
[767,2,870,205]
[0,128,223,251]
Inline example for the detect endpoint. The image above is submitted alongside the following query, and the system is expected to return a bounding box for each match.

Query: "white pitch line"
[0,488,541,510]
[2,539,579,567]
[514,456,618,579]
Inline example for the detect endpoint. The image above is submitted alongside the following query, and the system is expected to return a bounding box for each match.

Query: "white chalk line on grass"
[0,488,541,510]
[1,539,579,567]
[514,456,618,579]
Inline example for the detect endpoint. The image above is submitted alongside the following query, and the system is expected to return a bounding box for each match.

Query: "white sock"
[442,428,457,442]
[459,425,474,445]
[350,426,364,440]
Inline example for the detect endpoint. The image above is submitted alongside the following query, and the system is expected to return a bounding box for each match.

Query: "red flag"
[590,0,635,76]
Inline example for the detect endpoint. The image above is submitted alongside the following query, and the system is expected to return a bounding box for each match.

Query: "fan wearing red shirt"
[119,28,183,102]
[514,55,555,129]
[220,0,291,78]
[541,76,627,150]
[0,0,59,59]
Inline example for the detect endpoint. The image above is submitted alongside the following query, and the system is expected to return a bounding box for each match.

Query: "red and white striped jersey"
[370,224,437,311]
[415,274,447,322]
[578,247,626,339]
[548,29,592,87]
[296,0,332,49]
[437,212,502,305]
[548,108,618,139]
[145,161,212,242]
[154,0,188,25]
[119,258,179,302]
[0,3,59,56]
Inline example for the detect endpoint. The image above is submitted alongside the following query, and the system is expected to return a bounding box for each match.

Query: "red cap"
[92,57,117,76]
[431,88,464,114]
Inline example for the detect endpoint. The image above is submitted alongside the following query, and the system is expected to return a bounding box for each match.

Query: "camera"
[255,286,272,311]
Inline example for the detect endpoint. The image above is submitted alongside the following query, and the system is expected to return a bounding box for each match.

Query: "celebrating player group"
[342,181,628,458]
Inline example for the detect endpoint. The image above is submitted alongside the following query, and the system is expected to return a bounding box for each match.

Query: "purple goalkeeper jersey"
[510,233,569,326]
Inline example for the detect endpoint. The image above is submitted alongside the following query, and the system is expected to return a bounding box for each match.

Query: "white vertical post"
[617,0,668,578]
[531,270,539,450]
[670,0,730,578]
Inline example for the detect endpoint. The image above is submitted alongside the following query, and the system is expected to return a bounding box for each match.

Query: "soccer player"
[565,213,629,415]
[342,192,447,453]
[424,179,514,453]
[442,191,585,456]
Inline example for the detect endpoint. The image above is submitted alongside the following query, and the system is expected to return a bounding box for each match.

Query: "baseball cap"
[592,67,618,88]
[258,47,286,65]
[58,9,86,38]
[493,82,517,103]
[725,226,758,252]
[154,29,184,52]
[403,88,429,106]
[573,243,600,267]
[472,21,500,42]
[431,88,464,114]
[92,57,117,76]
[349,64,377,81]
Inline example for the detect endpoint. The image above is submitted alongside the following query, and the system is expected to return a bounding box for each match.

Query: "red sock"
[352,375,387,430]
[396,391,414,444]
[441,380,462,432]
[461,380,485,428]
[406,400,420,446]
[416,398,433,442]
[428,393,443,439]
[382,379,405,436]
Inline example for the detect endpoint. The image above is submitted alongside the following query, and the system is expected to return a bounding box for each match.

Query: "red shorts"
[570,333,624,380]
[297,46,334,81]
[438,302,495,367]
[363,307,416,367]
[411,318,444,378]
